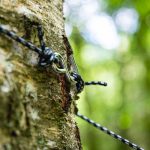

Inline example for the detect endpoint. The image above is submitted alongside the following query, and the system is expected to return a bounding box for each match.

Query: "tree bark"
[0,1,81,149]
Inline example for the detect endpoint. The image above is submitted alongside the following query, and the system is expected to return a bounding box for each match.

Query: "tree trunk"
[0,1,81,149]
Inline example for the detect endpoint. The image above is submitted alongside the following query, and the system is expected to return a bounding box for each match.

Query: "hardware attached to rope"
[0,24,144,150]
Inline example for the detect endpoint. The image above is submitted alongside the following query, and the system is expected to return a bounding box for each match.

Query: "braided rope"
[0,25,66,74]
[85,81,107,86]
[0,24,144,150]
[0,25,42,55]
[76,112,144,150]
[37,25,46,51]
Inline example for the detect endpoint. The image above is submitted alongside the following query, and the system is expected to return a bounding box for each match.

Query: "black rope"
[37,25,46,51]
[0,25,60,69]
[0,25,42,55]
[0,24,144,150]
[85,81,107,86]
[76,112,144,150]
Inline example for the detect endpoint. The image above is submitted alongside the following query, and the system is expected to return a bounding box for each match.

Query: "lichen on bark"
[0,0,81,149]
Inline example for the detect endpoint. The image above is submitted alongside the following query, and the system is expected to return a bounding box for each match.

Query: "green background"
[65,0,150,149]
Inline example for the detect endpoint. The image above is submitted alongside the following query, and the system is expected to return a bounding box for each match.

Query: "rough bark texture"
[0,1,81,150]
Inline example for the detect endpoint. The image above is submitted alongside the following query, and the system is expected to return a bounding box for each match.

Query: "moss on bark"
[0,1,81,149]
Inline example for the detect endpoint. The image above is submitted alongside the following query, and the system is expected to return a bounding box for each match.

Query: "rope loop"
[0,24,144,150]
[51,52,66,74]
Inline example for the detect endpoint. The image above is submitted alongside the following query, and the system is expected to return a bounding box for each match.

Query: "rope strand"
[76,112,144,150]
[0,25,42,55]
[85,81,107,86]
[0,24,144,150]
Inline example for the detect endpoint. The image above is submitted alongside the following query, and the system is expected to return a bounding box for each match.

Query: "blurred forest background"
[64,0,149,150]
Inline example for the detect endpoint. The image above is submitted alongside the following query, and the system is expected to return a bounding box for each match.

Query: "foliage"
[65,0,150,149]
